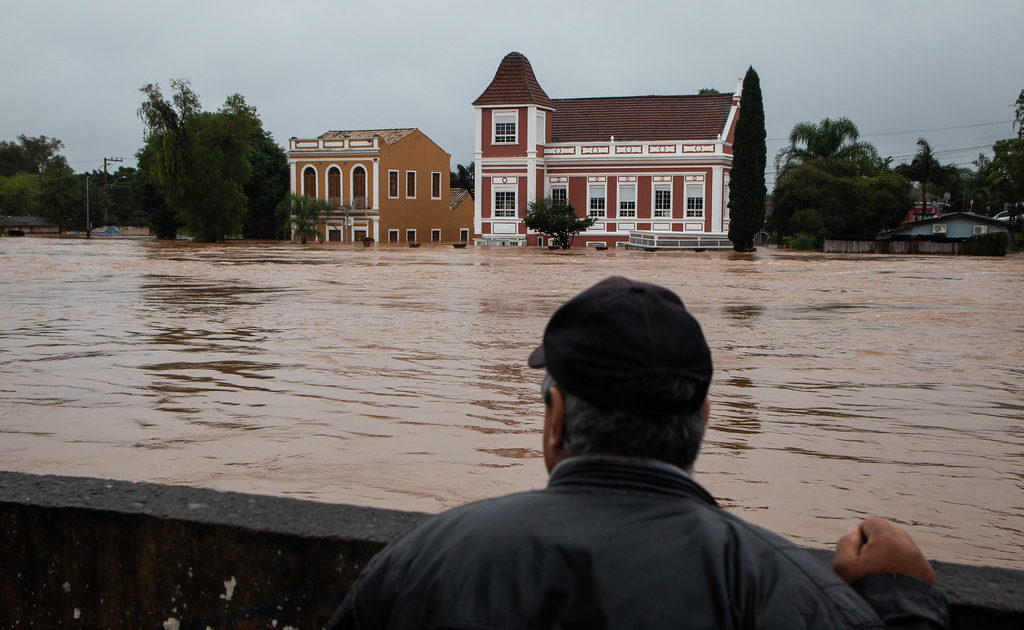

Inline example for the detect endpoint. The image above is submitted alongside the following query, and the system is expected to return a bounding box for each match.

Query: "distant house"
[904,190,951,224]
[876,214,1011,254]
[447,188,474,243]
[286,128,472,244]
[471,52,741,248]
[1,215,59,236]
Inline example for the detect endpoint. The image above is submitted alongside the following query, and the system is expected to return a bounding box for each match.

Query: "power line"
[768,120,1013,142]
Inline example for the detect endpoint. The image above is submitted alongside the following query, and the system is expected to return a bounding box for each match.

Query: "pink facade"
[473,52,742,248]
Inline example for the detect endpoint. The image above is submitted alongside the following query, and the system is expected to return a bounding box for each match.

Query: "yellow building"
[286,128,471,243]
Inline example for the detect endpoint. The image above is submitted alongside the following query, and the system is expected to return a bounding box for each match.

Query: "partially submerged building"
[472,52,741,248]
[286,129,472,243]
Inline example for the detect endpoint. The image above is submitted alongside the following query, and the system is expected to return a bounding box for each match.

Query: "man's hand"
[833,516,937,585]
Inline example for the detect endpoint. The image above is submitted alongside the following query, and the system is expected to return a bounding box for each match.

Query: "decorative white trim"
[648,144,677,154]
[582,146,610,155]
[492,222,518,234]
[614,145,643,154]
[682,145,716,153]
[618,222,636,231]
[492,176,518,185]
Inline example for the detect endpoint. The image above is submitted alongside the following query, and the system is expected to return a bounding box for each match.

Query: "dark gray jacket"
[330,456,947,629]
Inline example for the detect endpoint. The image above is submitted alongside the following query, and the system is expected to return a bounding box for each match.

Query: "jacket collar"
[547,455,719,507]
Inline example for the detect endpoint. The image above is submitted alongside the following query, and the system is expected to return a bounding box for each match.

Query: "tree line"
[769,90,1024,247]
[0,80,290,242]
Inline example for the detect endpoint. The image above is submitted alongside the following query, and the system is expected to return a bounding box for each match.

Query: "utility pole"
[103,156,123,191]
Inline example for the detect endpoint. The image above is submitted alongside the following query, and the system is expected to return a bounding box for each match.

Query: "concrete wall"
[2,471,1022,629]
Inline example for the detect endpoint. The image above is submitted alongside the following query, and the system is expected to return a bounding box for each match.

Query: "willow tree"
[727,66,766,252]
[138,80,258,242]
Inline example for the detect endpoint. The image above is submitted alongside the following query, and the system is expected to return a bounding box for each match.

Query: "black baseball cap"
[528,276,712,413]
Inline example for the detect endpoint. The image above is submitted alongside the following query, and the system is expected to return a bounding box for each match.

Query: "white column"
[526,106,537,205]
[711,166,724,233]
[474,108,483,238]
[289,160,297,194]
[372,159,380,209]
[372,217,380,241]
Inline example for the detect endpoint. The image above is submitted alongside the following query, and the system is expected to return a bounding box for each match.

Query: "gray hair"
[541,371,706,472]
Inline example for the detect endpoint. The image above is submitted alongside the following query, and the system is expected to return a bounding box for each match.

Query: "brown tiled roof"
[319,128,416,145]
[472,52,555,109]
[550,94,734,142]
[450,187,472,210]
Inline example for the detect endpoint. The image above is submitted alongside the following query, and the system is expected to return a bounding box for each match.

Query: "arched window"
[352,166,366,208]
[303,167,317,198]
[327,167,341,208]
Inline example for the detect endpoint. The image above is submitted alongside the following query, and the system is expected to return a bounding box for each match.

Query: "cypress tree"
[728,66,767,252]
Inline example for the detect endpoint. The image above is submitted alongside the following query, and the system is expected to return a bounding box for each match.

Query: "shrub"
[785,233,818,250]
[962,231,1008,256]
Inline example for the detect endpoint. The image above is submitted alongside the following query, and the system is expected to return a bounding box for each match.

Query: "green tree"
[1014,89,1024,138]
[698,88,720,95]
[276,193,329,243]
[450,162,474,193]
[727,66,766,252]
[0,134,69,177]
[138,80,258,242]
[770,162,911,238]
[38,167,97,232]
[0,172,41,215]
[523,196,594,249]
[243,130,289,239]
[988,137,1024,221]
[895,138,956,219]
[774,117,882,178]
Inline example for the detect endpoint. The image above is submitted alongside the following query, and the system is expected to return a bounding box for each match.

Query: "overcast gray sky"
[3,1,1021,189]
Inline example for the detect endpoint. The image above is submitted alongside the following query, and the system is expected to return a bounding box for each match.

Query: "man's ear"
[543,385,567,473]
[701,396,710,427]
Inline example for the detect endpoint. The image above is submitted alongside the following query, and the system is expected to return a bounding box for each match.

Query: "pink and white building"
[473,52,741,249]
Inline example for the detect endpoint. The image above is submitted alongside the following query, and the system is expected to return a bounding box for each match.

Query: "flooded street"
[1,238,1022,569]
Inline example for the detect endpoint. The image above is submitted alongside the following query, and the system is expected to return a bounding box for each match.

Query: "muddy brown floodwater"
[1,238,1022,568]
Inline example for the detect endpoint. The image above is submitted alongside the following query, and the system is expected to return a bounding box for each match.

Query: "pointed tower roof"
[472,52,555,109]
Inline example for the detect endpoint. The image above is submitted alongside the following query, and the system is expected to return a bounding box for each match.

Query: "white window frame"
[405,171,416,199]
[459,228,469,242]
[406,229,417,242]
[493,188,517,218]
[431,228,441,242]
[535,111,546,144]
[685,183,704,218]
[588,183,606,218]
[431,172,442,200]
[493,110,518,144]
[388,170,399,199]
[302,166,317,197]
[388,229,399,243]
[654,184,672,218]
[550,186,567,206]
[618,183,637,218]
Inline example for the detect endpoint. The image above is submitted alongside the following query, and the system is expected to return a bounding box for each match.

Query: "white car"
[993,210,1010,221]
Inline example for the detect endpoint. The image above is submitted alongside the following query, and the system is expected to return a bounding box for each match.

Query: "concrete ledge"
[2,471,1022,629]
